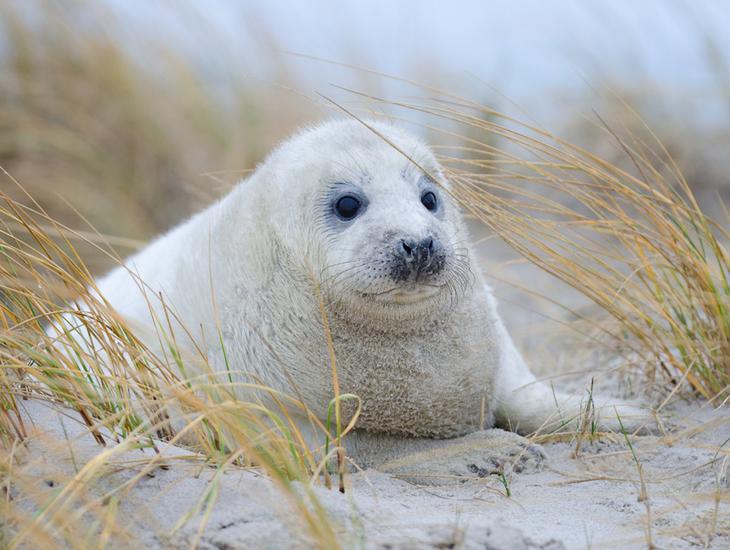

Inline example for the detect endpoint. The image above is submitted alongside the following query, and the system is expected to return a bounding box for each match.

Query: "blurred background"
[1,0,728,373]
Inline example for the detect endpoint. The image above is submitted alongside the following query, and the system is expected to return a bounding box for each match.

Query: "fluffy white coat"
[96,119,648,466]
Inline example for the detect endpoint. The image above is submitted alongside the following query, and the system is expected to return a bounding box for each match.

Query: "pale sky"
[109,0,730,122]
[205,1,729,92]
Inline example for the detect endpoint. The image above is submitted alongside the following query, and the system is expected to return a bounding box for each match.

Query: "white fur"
[95,119,650,461]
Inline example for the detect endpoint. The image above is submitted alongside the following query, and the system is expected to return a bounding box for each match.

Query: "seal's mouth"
[367,283,443,305]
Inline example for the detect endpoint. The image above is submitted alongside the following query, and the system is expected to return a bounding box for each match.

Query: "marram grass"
[377,91,729,400]
[0,176,349,548]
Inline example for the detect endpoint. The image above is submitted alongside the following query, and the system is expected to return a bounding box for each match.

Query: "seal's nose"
[399,236,435,268]
[392,235,445,282]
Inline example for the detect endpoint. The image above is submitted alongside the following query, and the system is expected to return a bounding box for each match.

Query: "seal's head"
[260,119,473,324]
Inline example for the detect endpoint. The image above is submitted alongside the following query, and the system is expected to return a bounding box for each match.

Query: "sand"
[6,394,728,550]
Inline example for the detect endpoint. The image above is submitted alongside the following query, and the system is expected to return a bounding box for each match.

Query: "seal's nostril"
[418,236,435,263]
[401,240,414,257]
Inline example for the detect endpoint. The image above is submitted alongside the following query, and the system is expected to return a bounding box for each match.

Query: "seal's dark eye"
[335,195,362,220]
[421,191,438,211]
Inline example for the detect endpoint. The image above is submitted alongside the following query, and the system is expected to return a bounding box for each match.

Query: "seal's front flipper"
[487,283,656,436]
[375,429,545,486]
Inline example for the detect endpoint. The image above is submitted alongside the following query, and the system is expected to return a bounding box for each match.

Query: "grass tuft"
[345,87,729,400]
[0,174,344,547]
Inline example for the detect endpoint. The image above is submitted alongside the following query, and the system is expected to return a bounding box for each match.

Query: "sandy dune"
[7,396,728,549]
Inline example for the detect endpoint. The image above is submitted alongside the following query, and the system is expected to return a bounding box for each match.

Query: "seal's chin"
[370,284,442,305]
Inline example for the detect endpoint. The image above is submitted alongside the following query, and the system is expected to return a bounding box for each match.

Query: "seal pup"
[96,119,650,482]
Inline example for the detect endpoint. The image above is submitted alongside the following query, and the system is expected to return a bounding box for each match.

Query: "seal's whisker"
[321,265,369,289]
[319,259,361,279]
